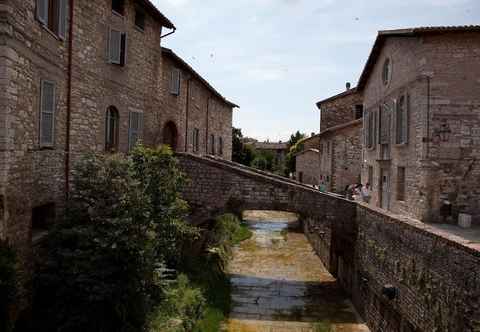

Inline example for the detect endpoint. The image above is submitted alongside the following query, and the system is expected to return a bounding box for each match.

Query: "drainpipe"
[160,27,176,40]
[426,75,431,160]
[65,0,74,199]
[184,78,192,152]
[206,96,211,154]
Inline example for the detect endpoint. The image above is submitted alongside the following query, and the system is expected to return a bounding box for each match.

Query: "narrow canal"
[226,211,369,332]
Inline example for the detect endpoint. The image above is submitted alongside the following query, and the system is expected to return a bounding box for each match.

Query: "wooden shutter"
[40,80,55,146]
[37,0,48,24]
[109,29,122,64]
[128,112,143,150]
[170,69,180,95]
[57,0,67,39]
[403,94,410,144]
[120,33,127,66]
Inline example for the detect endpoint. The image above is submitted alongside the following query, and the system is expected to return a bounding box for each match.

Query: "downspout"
[65,0,74,199]
[160,28,176,40]
[426,75,431,160]
[184,78,192,152]
[206,96,211,154]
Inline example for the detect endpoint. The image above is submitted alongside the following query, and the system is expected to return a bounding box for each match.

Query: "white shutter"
[40,80,55,146]
[57,0,67,39]
[109,29,122,64]
[37,0,48,25]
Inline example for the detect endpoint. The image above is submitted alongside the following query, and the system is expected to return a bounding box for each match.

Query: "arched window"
[163,121,178,151]
[105,106,119,152]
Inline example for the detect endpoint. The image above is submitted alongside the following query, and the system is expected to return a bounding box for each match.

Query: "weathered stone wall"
[361,32,480,223]
[295,150,320,185]
[318,89,363,132]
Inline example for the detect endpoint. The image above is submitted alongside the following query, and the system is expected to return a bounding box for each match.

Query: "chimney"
[311,132,315,137]
[346,82,351,90]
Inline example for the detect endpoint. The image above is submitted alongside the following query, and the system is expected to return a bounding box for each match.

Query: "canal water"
[225,211,369,332]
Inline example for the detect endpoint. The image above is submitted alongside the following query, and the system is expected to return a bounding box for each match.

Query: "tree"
[284,131,306,177]
[232,127,257,166]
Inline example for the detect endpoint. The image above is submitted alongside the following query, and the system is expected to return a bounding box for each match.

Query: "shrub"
[32,146,197,332]
[0,241,16,332]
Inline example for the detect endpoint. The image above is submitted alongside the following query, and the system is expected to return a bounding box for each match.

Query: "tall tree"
[284,131,306,177]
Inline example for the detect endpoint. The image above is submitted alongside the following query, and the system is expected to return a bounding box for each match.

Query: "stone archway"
[163,121,178,151]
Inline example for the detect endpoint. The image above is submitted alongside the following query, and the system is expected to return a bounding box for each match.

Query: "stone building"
[154,47,238,160]
[359,26,480,224]
[295,134,320,185]
[0,0,237,282]
[315,87,364,193]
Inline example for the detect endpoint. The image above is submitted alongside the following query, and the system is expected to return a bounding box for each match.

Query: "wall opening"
[163,121,178,151]
[31,203,55,242]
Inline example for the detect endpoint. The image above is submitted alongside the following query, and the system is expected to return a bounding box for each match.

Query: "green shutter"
[40,80,55,146]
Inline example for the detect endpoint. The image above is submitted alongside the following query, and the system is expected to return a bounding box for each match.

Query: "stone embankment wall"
[178,153,480,332]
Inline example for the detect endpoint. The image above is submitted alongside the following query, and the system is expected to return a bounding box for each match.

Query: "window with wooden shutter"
[36,0,67,39]
[105,106,119,152]
[109,29,126,65]
[128,112,143,150]
[193,128,200,153]
[170,68,180,95]
[218,137,223,156]
[40,80,56,147]
[210,134,215,155]
[395,95,409,144]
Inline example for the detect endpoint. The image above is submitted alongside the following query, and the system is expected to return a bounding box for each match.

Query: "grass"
[313,321,333,332]
[232,222,253,245]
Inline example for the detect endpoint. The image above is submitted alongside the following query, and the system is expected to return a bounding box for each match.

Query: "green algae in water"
[314,321,333,332]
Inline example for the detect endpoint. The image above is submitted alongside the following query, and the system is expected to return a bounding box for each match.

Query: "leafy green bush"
[32,145,197,332]
[148,274,205,332]
[0,241,16,332]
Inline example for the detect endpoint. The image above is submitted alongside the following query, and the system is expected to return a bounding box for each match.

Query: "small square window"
[135,10,146,30]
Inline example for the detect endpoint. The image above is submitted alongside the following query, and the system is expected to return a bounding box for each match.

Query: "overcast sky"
[154,0,479,142]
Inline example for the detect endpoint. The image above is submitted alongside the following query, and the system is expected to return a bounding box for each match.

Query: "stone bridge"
[177,153,480,332]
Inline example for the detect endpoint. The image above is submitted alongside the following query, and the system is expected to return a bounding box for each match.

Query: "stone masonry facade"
[0,0,237,284]
[177,152,480,332]
[359,28,480,224]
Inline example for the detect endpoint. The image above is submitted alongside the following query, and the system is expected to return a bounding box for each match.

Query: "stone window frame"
[105,106,120,152]
[364,109,377,150]
[39,79,56,148]
[36,0,67,40]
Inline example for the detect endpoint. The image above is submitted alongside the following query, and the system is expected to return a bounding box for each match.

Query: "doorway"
[163,121,178,151]
[380,168,390,210]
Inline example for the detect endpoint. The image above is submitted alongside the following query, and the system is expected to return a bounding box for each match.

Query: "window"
[367,166,373,187]
[355,105,363,120]
[108,29,127,66]
[395,95,409,144]
[210,134,215,155]
[218,137,223,156]
[40,80,56,147]
[105,106,119,152]
[36,0,67,39]
[397,167,406,201]
[379,104,391,145]
[193,128,200,153]
[128,111,143,150]
[135,9,146,30]
[112,0,125,15]
[170,68,181,95]
[382,58,391,85]
[32,203,55,242]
